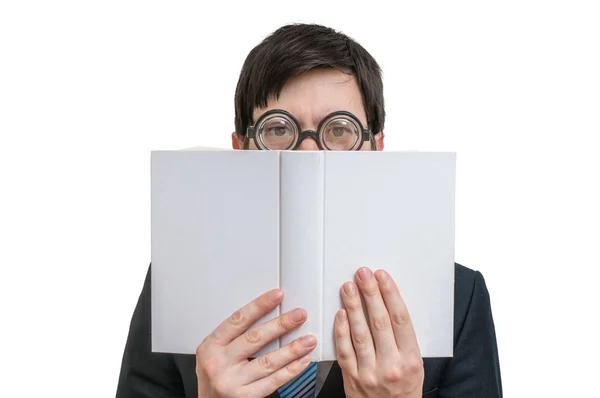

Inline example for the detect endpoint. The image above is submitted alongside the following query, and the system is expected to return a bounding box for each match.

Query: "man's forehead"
[252,69,367,125]
[282,68,356,92]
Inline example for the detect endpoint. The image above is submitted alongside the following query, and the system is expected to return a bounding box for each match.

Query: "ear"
[373,132,385,151]
[231,132,243,149]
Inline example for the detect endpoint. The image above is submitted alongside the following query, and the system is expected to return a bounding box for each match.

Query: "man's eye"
[268,127,289,136]
[332,127,350,137]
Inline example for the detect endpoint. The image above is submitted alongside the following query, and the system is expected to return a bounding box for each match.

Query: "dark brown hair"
[234,23,385,136]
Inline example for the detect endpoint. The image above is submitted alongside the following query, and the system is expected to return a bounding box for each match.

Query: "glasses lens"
[321,116,361,150]
[258,114,298,150]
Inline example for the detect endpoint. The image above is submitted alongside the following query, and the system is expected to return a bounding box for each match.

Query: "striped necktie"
[278,362,318,398]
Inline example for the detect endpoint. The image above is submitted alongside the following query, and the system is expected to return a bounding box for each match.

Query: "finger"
[355,266,397,355]
[341,281,376,370]
[241,334,317,384]
[334,309,358,376]
[227,308,308,360]
[375,270,420,353]
[209,289,283,346]
[248,354,314,398]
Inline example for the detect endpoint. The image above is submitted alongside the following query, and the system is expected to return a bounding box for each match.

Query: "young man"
[116,24,502,397]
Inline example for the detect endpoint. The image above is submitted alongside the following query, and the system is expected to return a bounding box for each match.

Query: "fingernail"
[268,289,283,302]
[343,282,356,296]
[357,267,372,281]
[301,335,316,347]
[375,270,388,283]
[337,309,347,323]
[291,308,305,322]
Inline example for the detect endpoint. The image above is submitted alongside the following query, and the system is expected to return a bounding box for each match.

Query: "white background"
[1,1,599,396]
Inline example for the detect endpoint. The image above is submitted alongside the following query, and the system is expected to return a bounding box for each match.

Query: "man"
[116,23,502,397]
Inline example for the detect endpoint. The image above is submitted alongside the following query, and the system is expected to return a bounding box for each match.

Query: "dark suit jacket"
[116,263,502,397]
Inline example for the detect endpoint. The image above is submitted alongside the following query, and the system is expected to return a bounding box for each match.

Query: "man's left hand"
[335,267,424,398]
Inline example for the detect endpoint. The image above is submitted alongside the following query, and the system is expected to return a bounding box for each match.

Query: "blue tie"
[277,362,318,398]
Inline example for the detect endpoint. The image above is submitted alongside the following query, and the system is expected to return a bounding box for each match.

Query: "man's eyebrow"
[312,109,369,128]
[312,110,339,126]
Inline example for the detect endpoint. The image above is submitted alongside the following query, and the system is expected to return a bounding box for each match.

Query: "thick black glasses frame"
[244,109,375,150]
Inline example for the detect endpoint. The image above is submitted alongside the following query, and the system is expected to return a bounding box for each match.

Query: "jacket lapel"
[316,361,346,397]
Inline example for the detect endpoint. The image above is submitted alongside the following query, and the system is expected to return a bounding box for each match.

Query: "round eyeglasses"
[244,109,375,150]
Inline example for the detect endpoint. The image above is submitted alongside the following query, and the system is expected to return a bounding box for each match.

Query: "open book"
[151,150,456,360]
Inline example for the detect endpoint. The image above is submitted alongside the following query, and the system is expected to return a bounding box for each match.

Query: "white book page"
[279,151,324,361]
[151,150,281,356]
[321,151,456,359]
[181,146,231,151]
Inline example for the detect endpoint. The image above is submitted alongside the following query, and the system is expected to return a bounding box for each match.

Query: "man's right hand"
[195,288,317,398]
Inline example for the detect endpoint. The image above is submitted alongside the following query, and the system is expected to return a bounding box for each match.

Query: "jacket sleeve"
[439,271,503,397]
[116,266,186,398]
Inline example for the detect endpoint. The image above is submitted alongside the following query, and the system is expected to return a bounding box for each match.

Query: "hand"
[335,267,424,398]
[196,289,317,398]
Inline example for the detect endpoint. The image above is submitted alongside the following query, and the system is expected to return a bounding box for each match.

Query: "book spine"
[319,153,325,361]
[278,152,324,361]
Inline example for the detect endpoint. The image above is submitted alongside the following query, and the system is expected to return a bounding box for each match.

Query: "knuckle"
[291,337,310,358]
[229,310,244,325]
[378,278,392,292]
[383,367,403,383]
[405,352,424,374]
[258,354,274,371]
[277,315,290,331]
[245,327,261,343]
[362,285,379,297]
[353,331,371,346]
[392,311,410,327]
[345,299,363,312]
[212,329,223,341]
[335,324,347,339]
[199,356,221,377]
[288,340,300,357]
[336,347,353,362]
[269,371,283,388]
[285,362,298,377]
[372,315,391,331]
[255,296,272,311]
